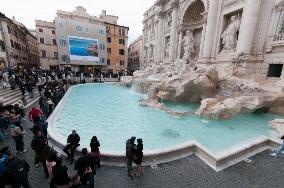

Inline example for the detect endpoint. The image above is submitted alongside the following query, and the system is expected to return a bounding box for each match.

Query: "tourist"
[126,136,136,179]
[0,146,10,188]
[270,135,284,157]
[35,135,50,178]
[40,117,48,137]
[10,123,27,154]
[63,130,80,164]
[31,131,46,167]
[51,157,70,188]
[2,80,6,89]
[70,174,90,188]
[0,114,6,142]
[28,106,43,124]
[46,152,57,178]
[19,82,25,96]
[9,77,16,90]
[90,136,101,168]
[4,153,30,188]
[133,138,143,177]
[74,148,95,185]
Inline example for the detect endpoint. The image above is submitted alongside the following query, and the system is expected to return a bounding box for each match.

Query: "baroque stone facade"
[142,0,284,78]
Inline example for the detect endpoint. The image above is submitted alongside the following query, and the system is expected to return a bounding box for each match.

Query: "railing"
[272,34,284,42]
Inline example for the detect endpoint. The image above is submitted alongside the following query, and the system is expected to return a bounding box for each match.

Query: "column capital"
[158,11,165,19]
[171,0,179,9]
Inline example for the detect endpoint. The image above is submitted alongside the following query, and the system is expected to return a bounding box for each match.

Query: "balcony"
[265,34,284,53]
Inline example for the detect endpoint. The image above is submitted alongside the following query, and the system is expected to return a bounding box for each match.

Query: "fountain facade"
[122,0,284,120]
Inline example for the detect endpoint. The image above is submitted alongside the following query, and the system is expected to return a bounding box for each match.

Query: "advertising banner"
[68,36,100,63]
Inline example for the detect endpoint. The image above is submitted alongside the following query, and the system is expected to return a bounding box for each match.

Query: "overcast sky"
[1,0,155,44]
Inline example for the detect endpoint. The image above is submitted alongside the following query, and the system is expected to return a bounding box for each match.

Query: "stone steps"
[1,88,41,109]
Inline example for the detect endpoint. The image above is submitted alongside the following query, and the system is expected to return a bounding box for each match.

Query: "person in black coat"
[51,157,69,188]
[74,148,95,185]
[90,136,100,168]
[63,130,80,164]
[4,153,30,188]
[133,138,143,177]
[126,136,136,179]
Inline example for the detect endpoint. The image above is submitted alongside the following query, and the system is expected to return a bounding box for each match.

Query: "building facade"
[55,6,107,73]
[99,10,129,75]
[0,13,39,68]
[0,25,7,70]
[105,22,129,75]
[142,0,284,79]
[128,35,143,75]
[35,20,59,70]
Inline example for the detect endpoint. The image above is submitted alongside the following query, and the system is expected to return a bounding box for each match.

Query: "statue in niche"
[165,41,170,58]
[181,30,195,61]
[221,15,241,51]
[150,45,154,58]
[166,12,172,27]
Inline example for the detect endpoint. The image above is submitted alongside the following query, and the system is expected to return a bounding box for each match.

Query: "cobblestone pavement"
[1,105,284,188]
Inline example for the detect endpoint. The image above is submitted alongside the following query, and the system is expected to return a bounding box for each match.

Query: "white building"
[143,0,284,78]
[35,20,59,70]
[55,6,107,73]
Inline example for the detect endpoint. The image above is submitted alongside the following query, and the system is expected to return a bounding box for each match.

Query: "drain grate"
[151,164,158,169]
[244,158,252,163]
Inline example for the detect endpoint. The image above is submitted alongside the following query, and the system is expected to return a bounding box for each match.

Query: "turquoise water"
[52,84,280,153]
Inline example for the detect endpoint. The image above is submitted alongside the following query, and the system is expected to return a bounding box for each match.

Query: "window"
[54,52,58,59]
[0,40,5,51]
[119,39,125,45]
[39,28,43,32]
[41,50,46,58]
[40,38,45,44]
[120,60,125,65]
[119,29,125,36]
[100,58,105,64]
[52,39,57,45]
[107,37,111,43]
[267,64,283,77]
[119,49,125,55]
[106,26,110,34]
[23,57,27,60]
[100,44,105,50]
[61,54,69,62]
[76,26,82,31]
[59,23,64,28]
[51,30,55,34]
[107,59,110,65]
[85,28,89,32]
[60,39,67,46]
[10,40,14,48]
[7,26,11,34]
[107,48,111,54]
[99,30,105,35]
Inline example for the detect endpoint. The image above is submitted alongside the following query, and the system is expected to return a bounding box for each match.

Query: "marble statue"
[221,15,241,51]
[181,30,195,60]
[165,41,170,58]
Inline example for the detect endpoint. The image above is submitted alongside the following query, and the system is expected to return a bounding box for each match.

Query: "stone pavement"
[1,105,284,188]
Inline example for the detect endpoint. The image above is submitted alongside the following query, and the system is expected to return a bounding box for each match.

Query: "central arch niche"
[180,0,205,59]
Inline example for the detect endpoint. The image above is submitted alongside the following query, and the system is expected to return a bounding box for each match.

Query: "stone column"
[202,0,221,58]
[169,0,179,62]
[157,12,164,63]
[177,31,183,59]
[237,0,261,54]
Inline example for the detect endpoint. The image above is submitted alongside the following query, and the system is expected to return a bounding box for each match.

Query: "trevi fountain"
[122,0,284,134]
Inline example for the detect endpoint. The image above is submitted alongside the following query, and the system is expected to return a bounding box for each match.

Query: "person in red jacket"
[28,107,43,123]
